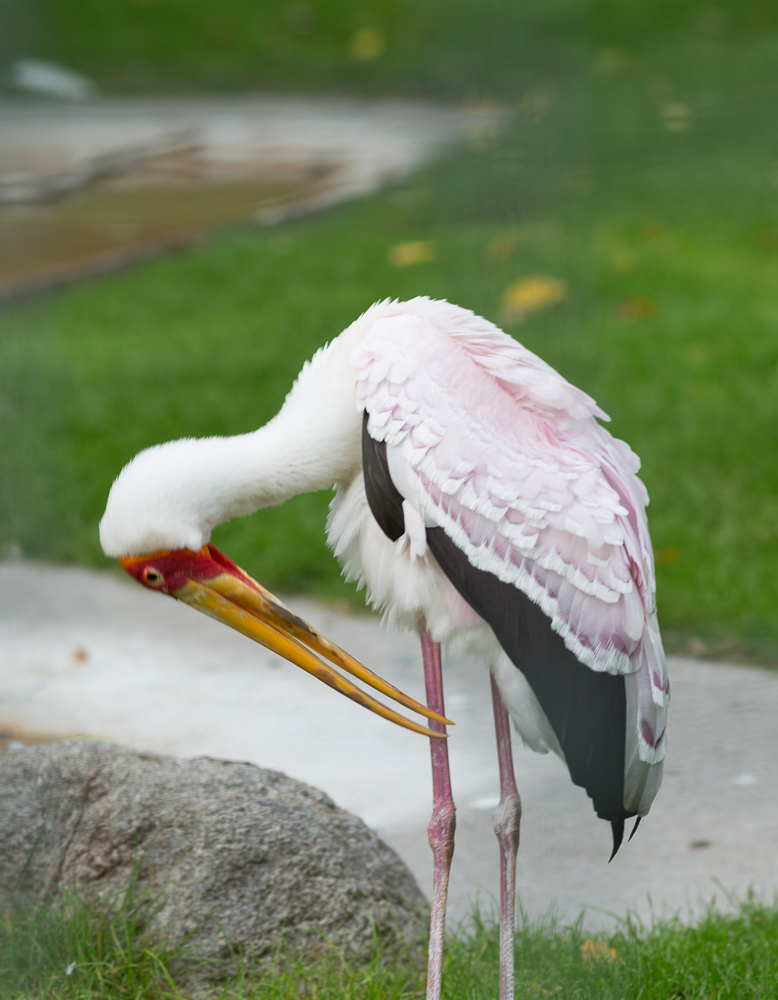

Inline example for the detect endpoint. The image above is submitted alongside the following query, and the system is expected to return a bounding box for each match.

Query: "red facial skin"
[119,543,254,596]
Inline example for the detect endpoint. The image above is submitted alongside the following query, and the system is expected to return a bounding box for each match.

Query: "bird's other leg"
[490,672,522,1000]
[420,625,455,1000]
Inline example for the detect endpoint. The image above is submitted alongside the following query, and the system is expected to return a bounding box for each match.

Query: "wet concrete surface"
[1,560,777,928]
[0,96,500,299]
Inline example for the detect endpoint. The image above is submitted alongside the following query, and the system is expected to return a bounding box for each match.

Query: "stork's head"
[99,438,250,558]
[100,442,447,738]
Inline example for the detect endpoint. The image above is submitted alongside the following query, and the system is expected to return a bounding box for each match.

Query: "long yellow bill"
[119,545,452,739]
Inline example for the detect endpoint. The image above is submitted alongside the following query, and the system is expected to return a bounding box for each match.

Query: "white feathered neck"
[99,319,366,558]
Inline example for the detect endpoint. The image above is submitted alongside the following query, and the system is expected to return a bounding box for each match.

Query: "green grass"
[26,0,778,98]
[0,862,179,999]
[3,878,778,999]
[3,5,778,659]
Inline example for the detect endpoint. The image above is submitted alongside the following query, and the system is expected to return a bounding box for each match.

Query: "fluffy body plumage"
[100,297,668,824]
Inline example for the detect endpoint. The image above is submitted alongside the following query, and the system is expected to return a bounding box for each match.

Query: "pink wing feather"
[352,298,668,770]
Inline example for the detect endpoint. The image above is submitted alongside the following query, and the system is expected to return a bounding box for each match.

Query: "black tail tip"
[628,815,642,842]
[609,819,624,862]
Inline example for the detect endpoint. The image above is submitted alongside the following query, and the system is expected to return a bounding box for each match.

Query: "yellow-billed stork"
[100,297,669,1000]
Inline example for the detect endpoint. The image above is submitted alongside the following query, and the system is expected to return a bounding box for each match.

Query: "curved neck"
[199,331,364,524]
[100,321,367,557]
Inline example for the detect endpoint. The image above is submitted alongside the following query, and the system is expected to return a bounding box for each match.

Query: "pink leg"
[490,673,521,1000]
[420,626,455,1000]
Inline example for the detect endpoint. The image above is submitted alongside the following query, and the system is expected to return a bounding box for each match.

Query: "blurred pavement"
[0,95,495,210]
[1,561,777,928]
[0,96,502,299]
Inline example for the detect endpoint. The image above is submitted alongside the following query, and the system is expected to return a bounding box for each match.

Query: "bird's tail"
[608,819,624,862]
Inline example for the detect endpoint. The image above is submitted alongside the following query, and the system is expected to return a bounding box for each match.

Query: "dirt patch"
[0,723,74,757]
[0,166,334,300]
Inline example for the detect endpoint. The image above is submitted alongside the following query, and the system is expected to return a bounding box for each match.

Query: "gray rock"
[0,740,426,992]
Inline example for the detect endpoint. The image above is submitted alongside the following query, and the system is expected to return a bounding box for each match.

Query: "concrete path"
[1,561,776,928]
[0,95,495,208]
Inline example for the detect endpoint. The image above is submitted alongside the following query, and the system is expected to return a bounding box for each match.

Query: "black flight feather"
[426,525,631,825]
[362,415,632,833]
[362,413,405,542]
[609,819,625,862]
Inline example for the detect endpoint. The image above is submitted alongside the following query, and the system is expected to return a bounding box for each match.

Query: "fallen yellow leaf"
[655,545,680,565]
[594,48,631,76]
[618,296,655,320]
[639,220,663,240]
[487,234,519,261]
[388,240,436,267]
[581,939,618,966]
[500,275,567,322]
[612,248,636,273]
[350,27,384,60]
[685,342,711,364]
[660,101,692,132]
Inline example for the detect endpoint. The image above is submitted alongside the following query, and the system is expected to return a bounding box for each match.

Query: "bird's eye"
[142,566,165,587]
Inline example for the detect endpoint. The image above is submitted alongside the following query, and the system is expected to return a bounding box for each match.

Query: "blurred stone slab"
[1,561,777,928]
[0,96,503,299]
[0,740,425,994]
